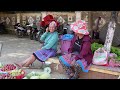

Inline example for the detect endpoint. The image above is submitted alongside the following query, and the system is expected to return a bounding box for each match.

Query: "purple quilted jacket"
[71,35,93,65]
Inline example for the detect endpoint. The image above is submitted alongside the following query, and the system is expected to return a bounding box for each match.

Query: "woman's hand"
[46,27,49,32]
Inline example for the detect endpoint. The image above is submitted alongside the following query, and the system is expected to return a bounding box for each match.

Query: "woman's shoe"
[14,62,22,69]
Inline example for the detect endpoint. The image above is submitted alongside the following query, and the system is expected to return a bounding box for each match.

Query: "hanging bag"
[60,34,74,55]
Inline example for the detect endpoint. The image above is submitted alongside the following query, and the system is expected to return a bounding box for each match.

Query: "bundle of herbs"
[91,42,120,61]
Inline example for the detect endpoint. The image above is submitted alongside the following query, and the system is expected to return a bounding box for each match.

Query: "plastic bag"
[61,34,74,41]
[92,48,108,66]
[60,39,73,55]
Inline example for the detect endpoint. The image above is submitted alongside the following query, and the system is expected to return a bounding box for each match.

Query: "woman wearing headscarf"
[59,20,93,79]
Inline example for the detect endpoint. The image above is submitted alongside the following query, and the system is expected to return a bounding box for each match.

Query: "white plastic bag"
[92,48,108,66]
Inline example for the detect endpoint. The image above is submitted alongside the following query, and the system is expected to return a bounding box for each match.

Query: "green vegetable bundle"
[91,43,103,53]
[24,71,51,79]
[111,46,120,61]
[91,42,120,61]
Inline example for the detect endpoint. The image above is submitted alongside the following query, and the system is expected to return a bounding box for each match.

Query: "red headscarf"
[43,15,54,22]
[40,21,45,27]
[40,15,59,27]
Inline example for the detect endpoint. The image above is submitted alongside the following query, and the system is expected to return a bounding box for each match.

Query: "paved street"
[0,34,119,79]
[0,34,67,79]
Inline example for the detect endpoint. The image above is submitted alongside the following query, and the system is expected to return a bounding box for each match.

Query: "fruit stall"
[0,63,52,79]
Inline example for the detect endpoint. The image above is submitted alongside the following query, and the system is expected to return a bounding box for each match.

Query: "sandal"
[70,64,81,79]
[21,67,30,69]
[14,63,30,69]
[14,62,22,69]
[70,72,79,79]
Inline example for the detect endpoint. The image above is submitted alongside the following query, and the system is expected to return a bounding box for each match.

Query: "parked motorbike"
[36,27,46,43]
[57,23,74,35]
[26,25,32,36]
[63,24,74,34]
[29,27,38,40]
[14,23,27,38]
[0,22,7,34]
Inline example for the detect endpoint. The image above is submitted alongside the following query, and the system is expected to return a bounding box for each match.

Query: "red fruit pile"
[1,64,16,71]
[0,73,16,79]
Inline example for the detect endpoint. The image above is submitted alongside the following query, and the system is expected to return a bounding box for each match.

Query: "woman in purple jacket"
[59,20,93,79]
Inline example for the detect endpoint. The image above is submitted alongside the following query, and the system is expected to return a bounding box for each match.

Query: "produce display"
[0,64,16,71]
[0,72,16,79]
[91,43,120,61]
[39,73,51,79]
[9,69,25,79]
[10,69,24,76]
[23,71,51,79]
[0,63,3,68]
[91,43,103,53]
[0,62,52,79]
[43,67,51,74]
[0,69,25,79]
[111,47,120,61]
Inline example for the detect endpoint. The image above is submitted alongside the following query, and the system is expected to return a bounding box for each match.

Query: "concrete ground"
[0,34,67,79]
[0,34,119,79]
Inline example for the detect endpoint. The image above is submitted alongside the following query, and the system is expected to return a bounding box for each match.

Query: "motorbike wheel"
[38,31,44,43]
[29,30,34,40]
[32,33,36,40]
[16,30,23,38]
[35,33,39,41]
[30,33,33,40]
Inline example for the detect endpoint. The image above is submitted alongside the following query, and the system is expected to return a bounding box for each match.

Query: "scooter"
[26,25,32,36]
[29,27,38,40]
[36,27,46,43]
[63,24,74,34]
[0,22,7,34]
[14,24,27,38]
